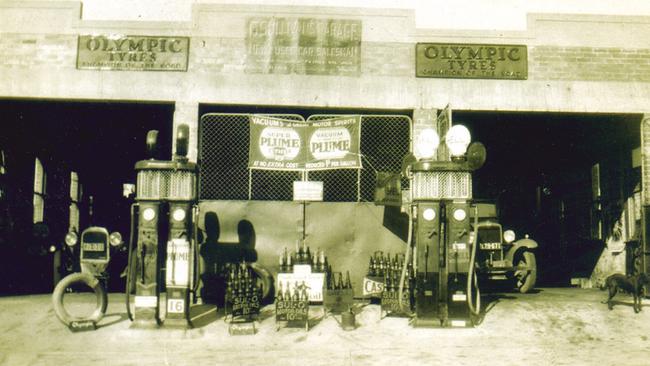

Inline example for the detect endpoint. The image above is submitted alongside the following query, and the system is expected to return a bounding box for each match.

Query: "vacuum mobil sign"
[416,43,527,80]
[249,115,361,171]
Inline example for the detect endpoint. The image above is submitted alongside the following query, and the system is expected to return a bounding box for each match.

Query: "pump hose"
[125,203,137,322]
[192,205,200,295]
[466,209,481,323]
[397,206,414,316]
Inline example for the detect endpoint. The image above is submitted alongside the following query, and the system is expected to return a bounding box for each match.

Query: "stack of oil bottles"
[225,262,264,321]
[278,242,330,274]
[366,252,415,316]
[275,242,329,330]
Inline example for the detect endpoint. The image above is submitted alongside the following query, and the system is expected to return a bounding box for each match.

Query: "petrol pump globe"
[414,128,440,160]
[446,124,472,157]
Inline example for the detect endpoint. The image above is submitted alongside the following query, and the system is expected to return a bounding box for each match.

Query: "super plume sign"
[248,115,361,171]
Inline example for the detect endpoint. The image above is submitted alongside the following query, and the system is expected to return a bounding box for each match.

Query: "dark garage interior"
[0,99,173,294]
[460,111,642,287]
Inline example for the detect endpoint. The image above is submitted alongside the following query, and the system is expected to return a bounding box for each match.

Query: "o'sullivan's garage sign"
[249,115,361,171]
[77,35,189,71]
[416,43,527,80]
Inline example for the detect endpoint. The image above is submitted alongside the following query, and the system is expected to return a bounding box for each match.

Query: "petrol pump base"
[8,288,650,366]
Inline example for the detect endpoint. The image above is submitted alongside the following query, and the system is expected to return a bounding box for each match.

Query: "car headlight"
[414,128,440,160]
[142,208,156,221]
[65,232,78,247]
[422,208,436,221]
[109,232,123,247]
[172,208,186,222]
[504,230,516,243]
[453,208,467,221]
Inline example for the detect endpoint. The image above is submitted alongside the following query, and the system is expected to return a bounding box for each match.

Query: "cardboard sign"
[362,276,384,297]
[249,115,361,171]
[374,172,402,207]
[381,290,412,315]
[277,270,325,302]
[229,294,261,318]
[166,239,190,286]
[304,117,361,170]
[293,181,324,201]
[275,299,309,321]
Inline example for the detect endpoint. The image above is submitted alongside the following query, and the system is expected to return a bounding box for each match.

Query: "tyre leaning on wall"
[52,272,108,326]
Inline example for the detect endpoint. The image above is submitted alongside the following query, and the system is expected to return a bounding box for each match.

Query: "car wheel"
[514,251,537,293]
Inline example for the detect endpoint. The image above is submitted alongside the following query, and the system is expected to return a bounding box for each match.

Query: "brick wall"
[0,33,76,69]
[361,42,413,77]
[530,46,650,82]
[190,38,414,77]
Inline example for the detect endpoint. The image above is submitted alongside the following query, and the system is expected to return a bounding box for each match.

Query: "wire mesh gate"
[199,113,412,202]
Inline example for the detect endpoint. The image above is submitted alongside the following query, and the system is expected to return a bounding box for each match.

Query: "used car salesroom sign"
[248,115,361,171]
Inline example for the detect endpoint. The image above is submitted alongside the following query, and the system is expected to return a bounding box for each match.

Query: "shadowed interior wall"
[198,200,406,295]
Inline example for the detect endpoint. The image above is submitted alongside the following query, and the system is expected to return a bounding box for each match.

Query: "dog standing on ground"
[602,273,650,313]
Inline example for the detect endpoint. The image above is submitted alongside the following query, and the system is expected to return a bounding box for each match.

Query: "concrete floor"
[0,288,649,366]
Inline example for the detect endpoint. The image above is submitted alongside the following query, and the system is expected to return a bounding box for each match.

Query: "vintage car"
[54,226,125,290]
[471,202,538,293]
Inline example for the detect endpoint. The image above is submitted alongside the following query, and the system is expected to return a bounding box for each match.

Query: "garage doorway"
[460,111,642,286]
[0,98,173,294]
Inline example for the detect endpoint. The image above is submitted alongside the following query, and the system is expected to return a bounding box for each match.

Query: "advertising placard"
[248,115,361,171]
[77,35,190,71]
[305,116,361,170]
[416,43,527,80]
[374,172,402,207]
[246,17,361,76]
[293,181,324,201]
[249,115,307,171]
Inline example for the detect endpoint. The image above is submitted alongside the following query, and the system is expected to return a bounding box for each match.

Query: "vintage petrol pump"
[408,125,486,327]
[127,124,198,328]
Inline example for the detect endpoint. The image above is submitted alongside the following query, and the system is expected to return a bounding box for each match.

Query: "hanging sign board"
[293,181,324,201]
[249,115,308,171]
[246,17,361,76]
[374,172,402,207]
[416,43,527,80]
[248,115,361,171]
[305,116,361,170]
[77,35,190,71]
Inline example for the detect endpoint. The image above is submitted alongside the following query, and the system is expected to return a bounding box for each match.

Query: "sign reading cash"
[77,35,189,71]
[416,43,527,80]
[246,17,361,76]
[249,115,361,171]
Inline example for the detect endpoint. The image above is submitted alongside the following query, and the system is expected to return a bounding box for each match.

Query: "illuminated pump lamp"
[409,124,486,328]
[413,125,486,170]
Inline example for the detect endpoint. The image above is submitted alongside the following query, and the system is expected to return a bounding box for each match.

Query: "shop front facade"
[2,1,650,290]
